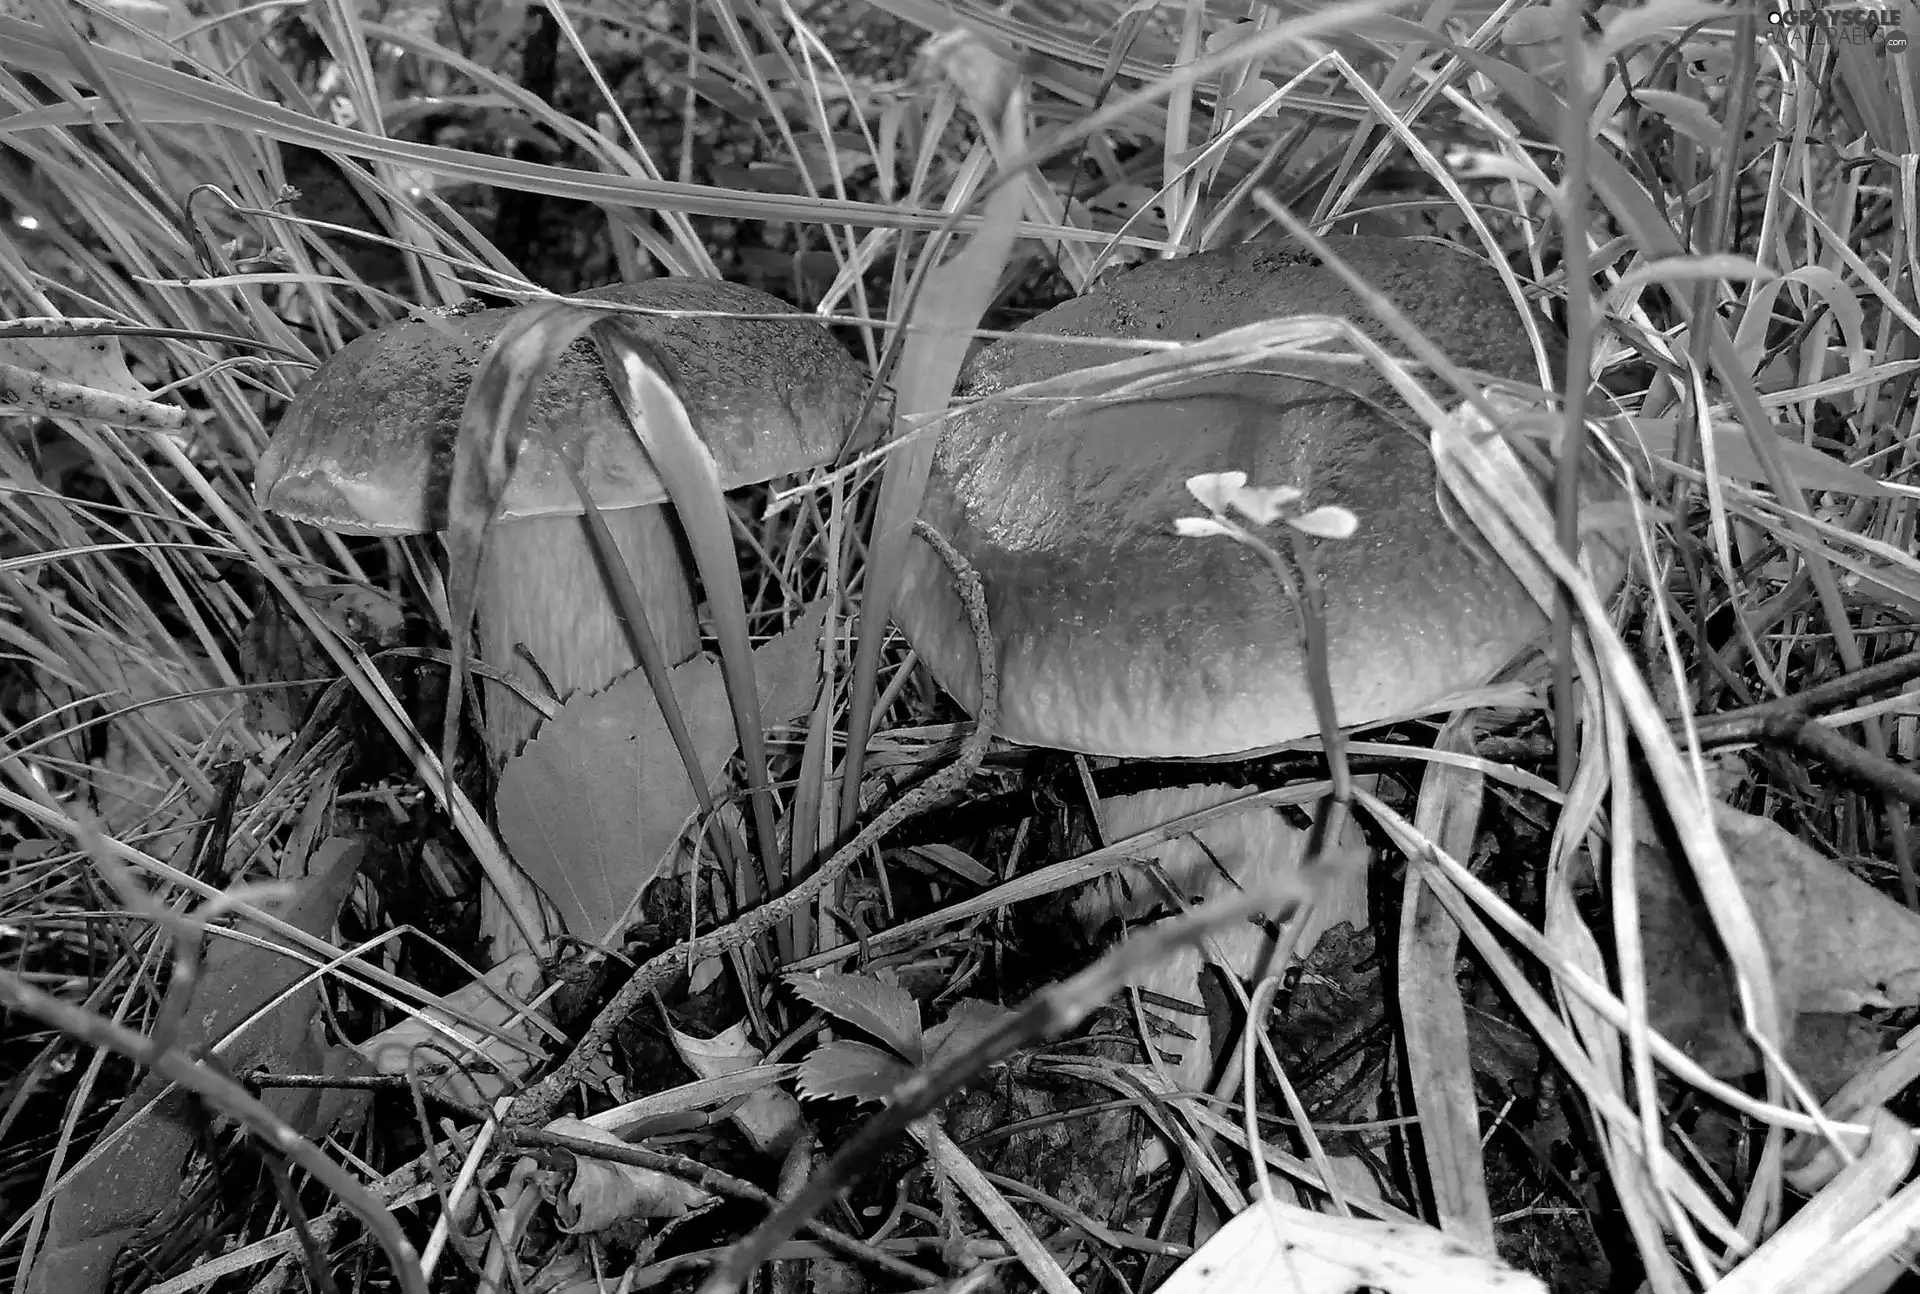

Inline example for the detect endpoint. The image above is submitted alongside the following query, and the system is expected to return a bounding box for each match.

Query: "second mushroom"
[257,278,875,949]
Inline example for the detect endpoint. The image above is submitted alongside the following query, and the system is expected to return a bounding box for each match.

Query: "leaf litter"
[496,600,830,942]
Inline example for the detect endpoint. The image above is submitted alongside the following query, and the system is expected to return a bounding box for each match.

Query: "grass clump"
[4,0,1920,1291]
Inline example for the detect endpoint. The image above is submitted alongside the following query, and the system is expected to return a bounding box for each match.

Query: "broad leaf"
[787,969,924,1061]
[796,1040,910,1105]
[924,998,1020,1067]
[497,602,828,940]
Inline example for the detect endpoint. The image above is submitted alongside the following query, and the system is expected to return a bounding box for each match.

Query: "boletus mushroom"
[890,234,1621,1099]
[257,279,873,954]
[257,278,872,767]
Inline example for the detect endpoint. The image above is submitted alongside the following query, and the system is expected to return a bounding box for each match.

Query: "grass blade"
[837,57,1029,835]
[591,319,787,947]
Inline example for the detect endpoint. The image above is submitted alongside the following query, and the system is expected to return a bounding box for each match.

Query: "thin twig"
[1747,714,1920,808]
[1692,650,1920,740]
[245,1069,942,1285]
[501,1125,941,1286]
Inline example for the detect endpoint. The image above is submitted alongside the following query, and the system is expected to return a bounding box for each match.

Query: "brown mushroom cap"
[255,277,873,533]
[892,235,1610,759]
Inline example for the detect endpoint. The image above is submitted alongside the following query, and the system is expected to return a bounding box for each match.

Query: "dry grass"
[3,0,1919,1290]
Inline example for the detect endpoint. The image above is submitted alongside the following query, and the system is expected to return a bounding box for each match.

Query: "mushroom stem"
[477,503,701,765]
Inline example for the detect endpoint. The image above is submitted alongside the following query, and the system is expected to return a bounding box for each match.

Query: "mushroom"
[257,277,873,767]
[257,278,874,952]
[889,234,1620,1102]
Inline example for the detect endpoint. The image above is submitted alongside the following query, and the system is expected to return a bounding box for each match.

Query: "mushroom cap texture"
[893,234,1611,758]
[255,278,872,534]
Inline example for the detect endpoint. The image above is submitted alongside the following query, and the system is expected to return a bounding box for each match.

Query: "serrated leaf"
[924,998,1020,1067]
[787,970,924,1061]
[795,1039,910,1104]
[497,601,829,940]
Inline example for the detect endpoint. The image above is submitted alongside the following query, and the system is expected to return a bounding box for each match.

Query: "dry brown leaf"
[358,949,547,1104]
[664,1020,804,1156]
[1158,1195,1547,1294]
[547,1117,715,1232]
[496,601,827,940]
[29,840,370,1294]
[1641,803,1920,1082]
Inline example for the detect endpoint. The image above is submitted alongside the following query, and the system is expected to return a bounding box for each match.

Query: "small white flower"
[1184,471,1248,515]
[1174,516,1237,539]
[1227,483,1305,525]
[1288,505,1359,539]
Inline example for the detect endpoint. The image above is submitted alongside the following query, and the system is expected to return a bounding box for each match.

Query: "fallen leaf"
[1641,803,1920,1079]
[807,1256,865,1294]
[1158,1194,1546,1294]
[30,839,371,1294]
[1203,18,1256,52]
[546,1117,714,1232]
[664,1020,804,1156]
[753,600,831,730]
[359,950,546,1104]
[497,601,828,939]
[0,329,148,400]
